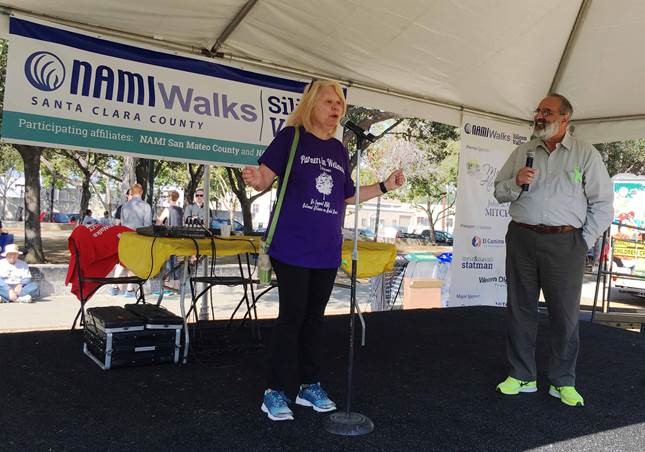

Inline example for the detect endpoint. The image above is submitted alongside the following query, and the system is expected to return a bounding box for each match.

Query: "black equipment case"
[83,305,183,370]
[125,303,183,365]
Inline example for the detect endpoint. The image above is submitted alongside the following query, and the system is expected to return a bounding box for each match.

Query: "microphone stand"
[324,133,374,436]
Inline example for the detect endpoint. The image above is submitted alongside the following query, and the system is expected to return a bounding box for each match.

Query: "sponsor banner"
[612,179,645,239]
[448,114,529,307]
[1,16,312,166]
[610,178,645,288]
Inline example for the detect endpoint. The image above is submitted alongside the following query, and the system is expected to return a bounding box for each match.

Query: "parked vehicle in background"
[342,228,377,240]
[65,212,81,224]
[421,229,454,245]
[210,218,244,232]
[39,212,71,223]
[400,231,425,240]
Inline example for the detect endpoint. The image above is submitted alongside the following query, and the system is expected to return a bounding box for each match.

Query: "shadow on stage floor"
[1,306,644,451]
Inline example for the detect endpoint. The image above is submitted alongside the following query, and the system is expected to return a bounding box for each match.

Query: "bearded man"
[493,94,613,406]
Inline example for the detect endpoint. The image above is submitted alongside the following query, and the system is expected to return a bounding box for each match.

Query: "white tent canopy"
[0,0,644,143]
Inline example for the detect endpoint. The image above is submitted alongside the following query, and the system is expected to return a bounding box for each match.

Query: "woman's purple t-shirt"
[259,126,356,268]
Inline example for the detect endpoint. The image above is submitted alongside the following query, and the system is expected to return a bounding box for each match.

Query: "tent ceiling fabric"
[1,0,645,143]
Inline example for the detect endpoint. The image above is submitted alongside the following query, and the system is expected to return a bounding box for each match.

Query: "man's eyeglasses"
[195,194,204,197]
[533,108,559,118]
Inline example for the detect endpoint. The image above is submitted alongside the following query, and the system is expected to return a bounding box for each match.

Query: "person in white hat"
[0,244,39,303]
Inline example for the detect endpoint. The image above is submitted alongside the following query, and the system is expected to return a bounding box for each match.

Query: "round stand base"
[323,411,374,436]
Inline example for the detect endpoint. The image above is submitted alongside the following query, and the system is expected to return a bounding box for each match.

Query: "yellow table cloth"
[118,232,396,279]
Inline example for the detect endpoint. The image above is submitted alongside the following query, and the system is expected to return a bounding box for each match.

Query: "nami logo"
[463,122,511,142]
[24,51,66,92]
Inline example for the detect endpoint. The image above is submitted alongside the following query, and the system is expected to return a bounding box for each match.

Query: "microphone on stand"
[340,118,377,143]
[521,148,535,192]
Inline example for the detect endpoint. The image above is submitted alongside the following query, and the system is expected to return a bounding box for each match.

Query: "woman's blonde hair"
[287,79,347,134]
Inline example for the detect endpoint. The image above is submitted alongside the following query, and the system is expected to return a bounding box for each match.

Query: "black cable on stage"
[143,235,158,283]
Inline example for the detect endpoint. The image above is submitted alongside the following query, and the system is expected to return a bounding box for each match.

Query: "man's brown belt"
[513,221,578,234]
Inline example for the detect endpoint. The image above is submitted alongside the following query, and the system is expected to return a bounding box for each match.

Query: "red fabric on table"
[65,224,133,301]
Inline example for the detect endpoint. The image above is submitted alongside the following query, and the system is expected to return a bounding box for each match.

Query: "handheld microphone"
[340,117,377,142]
[521,149,535,192]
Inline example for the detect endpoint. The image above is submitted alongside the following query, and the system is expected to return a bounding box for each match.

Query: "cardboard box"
[403,277,443,309]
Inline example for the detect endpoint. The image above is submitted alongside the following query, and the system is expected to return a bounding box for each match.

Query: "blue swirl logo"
[24,51,65,91]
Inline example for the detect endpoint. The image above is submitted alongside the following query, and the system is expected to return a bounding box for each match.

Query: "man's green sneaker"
[496,376,537,395]
[549,385,584,406]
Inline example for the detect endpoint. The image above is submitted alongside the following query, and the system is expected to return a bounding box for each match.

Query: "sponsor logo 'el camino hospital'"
[471,235,505,247]
[24,51,261,131]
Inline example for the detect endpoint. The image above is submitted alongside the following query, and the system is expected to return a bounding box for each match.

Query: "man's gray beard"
[533,120,559,140]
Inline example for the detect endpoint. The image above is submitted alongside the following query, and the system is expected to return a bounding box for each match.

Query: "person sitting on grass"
[0,244,39,303]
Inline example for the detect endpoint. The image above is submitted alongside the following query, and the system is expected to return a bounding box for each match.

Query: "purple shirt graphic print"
[259,126,356,268]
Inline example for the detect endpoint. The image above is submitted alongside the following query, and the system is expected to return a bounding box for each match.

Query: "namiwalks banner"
[1,16,309,166]
[448,114,530,308]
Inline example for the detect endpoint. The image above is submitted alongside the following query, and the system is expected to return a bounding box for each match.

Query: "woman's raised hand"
[242,166,262,190]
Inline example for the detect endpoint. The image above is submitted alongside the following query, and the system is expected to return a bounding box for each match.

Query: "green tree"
[14,144,46,262]
[368,119,460,242]
[0,39,45,261]
[59,150,111,220]
[0,144,22,219]
[595,140,645,177]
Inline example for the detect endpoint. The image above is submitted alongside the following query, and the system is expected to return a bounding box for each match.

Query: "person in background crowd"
[157,190,183,227]
[82,209,98,225]
[121,183,152,231]
[0,244,39,303]
[98,210,111,226]
[493,93,613,407]
[109,190,128,295]
[242,79,405,421]
[113,189,131,226]
[113,183,152,298]
[183,188,205,224]
[156,190,183,292]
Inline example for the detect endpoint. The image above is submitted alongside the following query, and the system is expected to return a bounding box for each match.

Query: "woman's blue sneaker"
[261,389,294,421]
[295,383,336,412]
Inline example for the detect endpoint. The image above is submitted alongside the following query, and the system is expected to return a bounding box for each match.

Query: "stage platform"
[1,306,643,451]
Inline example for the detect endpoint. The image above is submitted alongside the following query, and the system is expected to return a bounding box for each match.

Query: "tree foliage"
[595,140,645,177]
[361,117,460,239]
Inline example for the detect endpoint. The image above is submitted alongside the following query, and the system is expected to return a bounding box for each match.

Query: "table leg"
[179,257,190,363]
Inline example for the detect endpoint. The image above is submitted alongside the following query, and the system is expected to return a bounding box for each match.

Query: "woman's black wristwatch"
[379,181,388,194]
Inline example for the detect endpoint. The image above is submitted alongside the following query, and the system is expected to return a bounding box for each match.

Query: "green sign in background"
[1,111,265,167]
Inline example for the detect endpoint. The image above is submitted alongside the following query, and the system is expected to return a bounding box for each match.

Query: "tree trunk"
[1,189,7,220]
[135,158,150,193]
[105,174,112,213]
[226,168,254,234]
[79,171,91,222]
[14,145,45,263]
[122,156,136,194]
[49,172,55,220]
[427,199,437,245]
[185,163,205,206]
